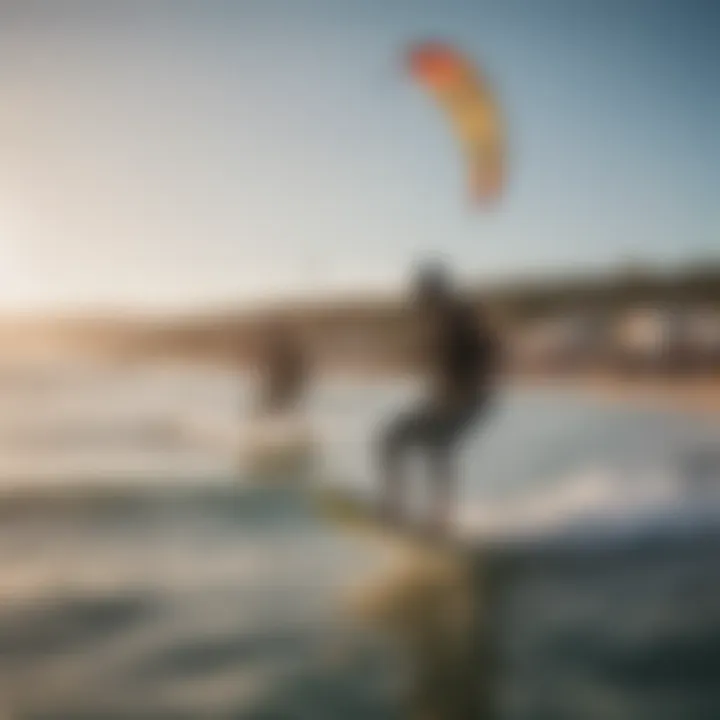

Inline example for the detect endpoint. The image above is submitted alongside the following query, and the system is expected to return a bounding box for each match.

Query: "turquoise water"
[0,362,718,718]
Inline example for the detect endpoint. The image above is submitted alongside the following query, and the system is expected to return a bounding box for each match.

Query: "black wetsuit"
[379,300,498,524]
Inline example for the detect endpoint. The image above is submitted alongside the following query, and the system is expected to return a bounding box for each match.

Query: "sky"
[0,0,717,312]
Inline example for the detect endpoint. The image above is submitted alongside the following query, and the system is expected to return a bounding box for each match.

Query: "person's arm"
[400,317,439,376]
[475,305,502,381]
[250,348,271,416]
[290,344,309,399]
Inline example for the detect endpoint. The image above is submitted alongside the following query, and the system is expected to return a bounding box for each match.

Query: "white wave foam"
[457,463,720,542]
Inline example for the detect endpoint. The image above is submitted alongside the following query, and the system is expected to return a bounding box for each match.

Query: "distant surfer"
[254,321,308,416]
[378,261,499,532]
[243,321,316,480]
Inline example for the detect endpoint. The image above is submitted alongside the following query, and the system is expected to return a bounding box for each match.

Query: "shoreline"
[8,352,719,419]
[512,372,720,419]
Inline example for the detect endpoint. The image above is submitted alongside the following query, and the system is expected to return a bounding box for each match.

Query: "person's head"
[412,260,453,311]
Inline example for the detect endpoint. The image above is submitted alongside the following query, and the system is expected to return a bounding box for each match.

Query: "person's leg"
[425,399,485,532]
[378,405,430,522]
[428,442,454,533]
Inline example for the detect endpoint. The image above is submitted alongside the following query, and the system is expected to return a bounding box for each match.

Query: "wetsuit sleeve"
[400,320,435,372]
[474,305,501,380]
[437,303,500,395]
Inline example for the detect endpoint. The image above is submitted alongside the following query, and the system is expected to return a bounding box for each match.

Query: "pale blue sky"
[0,0,717,311]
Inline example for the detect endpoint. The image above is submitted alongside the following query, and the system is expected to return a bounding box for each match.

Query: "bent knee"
[377,417,412,459]
[378,424,399,460]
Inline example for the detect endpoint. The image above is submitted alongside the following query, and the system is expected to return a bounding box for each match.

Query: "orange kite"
[407,42,505,205]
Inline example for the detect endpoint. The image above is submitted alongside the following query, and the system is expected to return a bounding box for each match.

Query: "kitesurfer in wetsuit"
[379,262,499,531]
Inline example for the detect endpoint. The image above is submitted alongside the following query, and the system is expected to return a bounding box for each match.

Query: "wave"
[459,462,720,547]
[0,464,716,556]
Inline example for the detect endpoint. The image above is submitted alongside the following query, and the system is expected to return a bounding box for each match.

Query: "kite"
[407,41,505,205]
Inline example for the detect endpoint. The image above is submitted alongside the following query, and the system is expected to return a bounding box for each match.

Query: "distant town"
[1,261,719,379]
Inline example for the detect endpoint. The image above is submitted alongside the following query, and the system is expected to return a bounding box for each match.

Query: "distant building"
[613,308,667,371]
[513,310,611,373]
[683,308,720,371]
[612,305,720,374]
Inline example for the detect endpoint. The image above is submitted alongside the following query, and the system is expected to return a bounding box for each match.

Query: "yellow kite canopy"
[407,42,505,205]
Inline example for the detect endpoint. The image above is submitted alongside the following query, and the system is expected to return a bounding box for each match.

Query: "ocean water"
[0,360,718,719]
